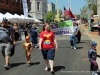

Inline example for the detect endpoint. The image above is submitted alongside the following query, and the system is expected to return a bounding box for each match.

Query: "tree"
[46,11,55,23]
[85,0,97,15]
[91,4,97,15]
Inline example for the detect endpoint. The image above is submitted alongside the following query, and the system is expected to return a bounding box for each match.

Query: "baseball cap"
[91,41,97,46]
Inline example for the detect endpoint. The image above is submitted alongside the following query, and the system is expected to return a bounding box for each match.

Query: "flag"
[68,8,75,18]
[64,7,69,17]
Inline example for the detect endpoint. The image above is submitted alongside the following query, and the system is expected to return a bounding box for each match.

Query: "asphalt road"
[0,34,91,75]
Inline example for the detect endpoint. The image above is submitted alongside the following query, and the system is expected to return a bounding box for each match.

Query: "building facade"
[97,0,100,19]
[29,0,47,22]
[47,2,55,13]
[0,0,30,15]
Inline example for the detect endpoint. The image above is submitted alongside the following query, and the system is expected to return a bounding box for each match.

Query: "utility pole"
[68,0,71,9]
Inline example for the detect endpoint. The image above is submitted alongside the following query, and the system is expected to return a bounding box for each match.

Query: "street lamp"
[88,3,91,32]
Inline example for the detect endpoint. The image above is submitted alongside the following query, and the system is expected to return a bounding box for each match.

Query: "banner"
[51,20,74,35]
[22,0,28,17]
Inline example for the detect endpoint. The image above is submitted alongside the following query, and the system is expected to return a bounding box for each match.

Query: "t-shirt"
[4,26,14,41]
[40,31,55,49]
[73,26,79,34]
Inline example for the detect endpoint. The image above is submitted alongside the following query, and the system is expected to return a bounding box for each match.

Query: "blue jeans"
[70,35,77,48]
[30,37,38,46]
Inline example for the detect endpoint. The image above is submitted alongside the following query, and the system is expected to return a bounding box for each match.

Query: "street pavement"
[0,34,91,75]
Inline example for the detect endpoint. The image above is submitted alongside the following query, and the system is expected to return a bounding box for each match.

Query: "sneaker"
[27,63,31,67]
[35,46,37,48]
[74,47,76,50]
[4,65,10,70]
[71,47,73,49]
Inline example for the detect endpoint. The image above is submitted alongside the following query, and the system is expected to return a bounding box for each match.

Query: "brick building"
[0,0,30,15]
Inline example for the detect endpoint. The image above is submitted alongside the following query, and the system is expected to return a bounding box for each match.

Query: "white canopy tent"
[0,13,4,22]
[4,12,14,20]
[9,14,23,23]
[0,12,42,23]
[30,18,42,23]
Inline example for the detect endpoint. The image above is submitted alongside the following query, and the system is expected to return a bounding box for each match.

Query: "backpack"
[30,28,37,37]
[0,27,9,41]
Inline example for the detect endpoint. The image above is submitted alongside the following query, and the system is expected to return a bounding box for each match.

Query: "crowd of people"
[0,18,100,75]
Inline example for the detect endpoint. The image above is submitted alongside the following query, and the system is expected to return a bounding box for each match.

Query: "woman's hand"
[55,45,58,50]
[39,46,42,50]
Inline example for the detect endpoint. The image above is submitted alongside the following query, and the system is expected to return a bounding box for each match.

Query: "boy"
[23,36,33,67]
[88,41,100,75]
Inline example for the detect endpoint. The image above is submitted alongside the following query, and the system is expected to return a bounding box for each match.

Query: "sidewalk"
[79,24,100,70]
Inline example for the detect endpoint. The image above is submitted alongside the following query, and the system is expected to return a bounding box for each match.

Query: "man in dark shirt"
[29,23,38,48]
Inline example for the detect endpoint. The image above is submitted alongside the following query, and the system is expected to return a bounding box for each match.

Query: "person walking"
[76,23,81,43]
[29,23,38,48]
[0,19,16,70]
[70,22,79,49]
[13,23,20,41]
[39,24,58,74]
[23,36,33,67]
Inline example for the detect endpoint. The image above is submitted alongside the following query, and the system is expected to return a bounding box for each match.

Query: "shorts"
[41,48,55,60]
[0,43,11,56]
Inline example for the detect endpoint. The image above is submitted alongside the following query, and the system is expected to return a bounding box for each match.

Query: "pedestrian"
[0,19,16,70]
[13,23,20,41]
[29,23,38,48]
[23,23,28,37]
[88,41,100,75]
[23,36,33,67]
[98,24,100,36]
[76,23,81,43]
[70,22,79,49]
[39,24,58,74]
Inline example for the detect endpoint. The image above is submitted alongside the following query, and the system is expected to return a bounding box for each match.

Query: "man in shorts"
[0,19,16,70]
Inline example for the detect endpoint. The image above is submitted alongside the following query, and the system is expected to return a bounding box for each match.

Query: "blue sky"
[48,0,87,15]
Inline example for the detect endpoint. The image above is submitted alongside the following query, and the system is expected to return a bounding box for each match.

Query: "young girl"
[23,36,33,67]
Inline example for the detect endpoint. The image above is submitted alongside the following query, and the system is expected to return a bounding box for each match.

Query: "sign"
[22,0,28,17]
[51,20,74,35]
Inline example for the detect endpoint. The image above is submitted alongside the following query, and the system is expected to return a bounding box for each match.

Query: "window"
[12,0,14,6]
[0,0,3,3]
[6,0,9,5]
[16,0,18,7]
[37,2,40,10]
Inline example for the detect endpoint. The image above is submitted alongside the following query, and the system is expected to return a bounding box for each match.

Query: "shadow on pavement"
[54,66,65,72]
[31,62,40,66]
[79,42,85,43]
[76,47,84,49]
[10,62,26,68]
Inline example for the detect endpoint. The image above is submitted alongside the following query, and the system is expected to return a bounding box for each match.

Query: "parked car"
[90,22,99,32]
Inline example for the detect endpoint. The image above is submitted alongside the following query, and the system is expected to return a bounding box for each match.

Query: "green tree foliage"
[85,0,97,15]
[91,4,97,15]
[46,11,55,22]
